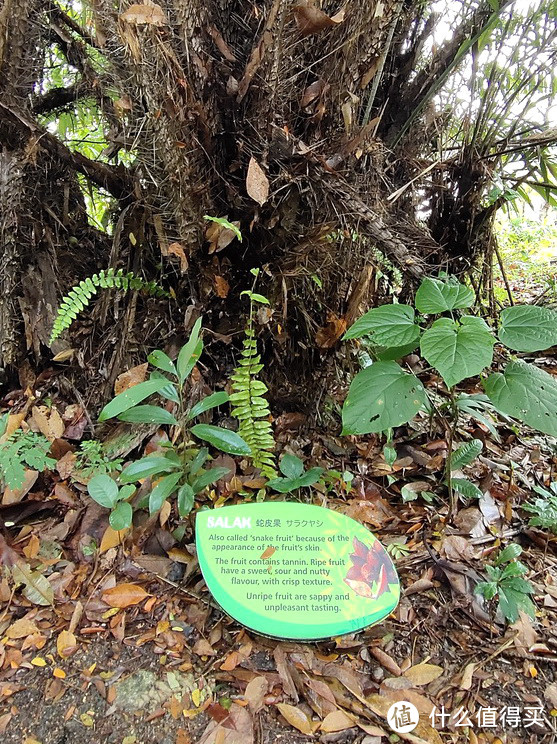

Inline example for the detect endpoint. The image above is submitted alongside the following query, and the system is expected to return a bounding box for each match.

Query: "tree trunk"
[0,0,511,408]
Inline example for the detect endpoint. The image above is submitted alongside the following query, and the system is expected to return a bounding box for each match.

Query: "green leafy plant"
[523,482,557,534]
[474,544,535,623]
[49,268,168,343]
[266,454,323,494]
[229,274,276,477]
[74,439,123,480]
[87,475,136,530]
[342,274,557,512]
[0,425,56,490]
[95,317,250,521]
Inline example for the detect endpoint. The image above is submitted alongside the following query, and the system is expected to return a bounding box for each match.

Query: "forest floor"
[2,277,557,744]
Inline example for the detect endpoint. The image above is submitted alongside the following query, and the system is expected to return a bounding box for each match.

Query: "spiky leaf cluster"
[49,268,168,343]
[230,328,276,477]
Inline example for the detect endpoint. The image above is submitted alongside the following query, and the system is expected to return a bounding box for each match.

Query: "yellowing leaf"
[57,630,77,658]
[102,583,151,608]
[192,688,202,707]
[52,348,75,362]
[31,656,47,667]
[246,157,269,206]
[80,712,94,727]
[100,525,128,553]
[404,663,444,686]
[320,709,355,732]
[276,703,313,735]
[53,668,66,679]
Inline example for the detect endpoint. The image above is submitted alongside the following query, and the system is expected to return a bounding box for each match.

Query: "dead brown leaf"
[57,629,77,658]
[292,3,343,36]
[320,709,355,732]
[244,676,268,713]
[276,703,313,735]
[198,703,253,744]
[101,583,150,608]
[246,158,269,206]
[214,276,230,298]
[120,3,167,25]
[404,663,444,686]
[168,242,189,273]
[114,363,148,395]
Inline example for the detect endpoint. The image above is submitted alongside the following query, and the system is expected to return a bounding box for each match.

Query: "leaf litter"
[1,369,557,744]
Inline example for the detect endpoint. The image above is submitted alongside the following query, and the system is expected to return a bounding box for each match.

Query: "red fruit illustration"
[344,537,397,599]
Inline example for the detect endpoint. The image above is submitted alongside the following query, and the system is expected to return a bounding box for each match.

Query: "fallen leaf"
[6,617,39,639]
[31,656,47,667]
[244,676,268,713]
[459,662,476,691]
[369,647,402,676]
[168,242,189,274]
[3,469,39,505]
[403,663,443,686]
[100,525,128,553]
[315,314,347,348]
[320,709,355,732]
[193,639,217,657]
[276,703,313,735]
[246,158,269,206]
[102,583,150,608]
[0,413,26,443]
[214,276,230,298]
[57,630,77,658]
[120,3,167,25]
[53,668,66,679]
[197,703,253,744]
[11,563,54,606]
[544,682,557,708]
[114,363,148,395]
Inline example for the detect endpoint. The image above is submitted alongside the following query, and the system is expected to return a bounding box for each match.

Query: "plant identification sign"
[196,503,399,640]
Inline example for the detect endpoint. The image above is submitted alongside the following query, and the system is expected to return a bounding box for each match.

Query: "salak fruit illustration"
[344,537,398,599]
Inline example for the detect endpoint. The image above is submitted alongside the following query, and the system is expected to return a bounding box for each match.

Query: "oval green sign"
[196,502,400,640]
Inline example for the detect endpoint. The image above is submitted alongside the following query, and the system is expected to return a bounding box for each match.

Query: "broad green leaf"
[496,543,522,564]
[118,405,178,425]
[452,477,483,500]
[279,454,304,479]
[120,456,180,484]
[177,483,195,516]
[450,439,483,471]
[88,474,119,508]
[150,372,180,403]
[110,501,133,530]
[191,467,231,494]
[484,360,557,436]
[296,468,324,487]
[149,472,183,514]
[475,581,497,601]
[177,318,203,384]
[98,378,170,421]
[342,362,427,435]
[498,305,557,352]
[420,316,494,387]
[148,350,178,377]
[343,305,420,347]
[415,277,474,313]
[191,424,252,455]
[186,392,229,421]
[375,341,419,361]
[497,585,535,623]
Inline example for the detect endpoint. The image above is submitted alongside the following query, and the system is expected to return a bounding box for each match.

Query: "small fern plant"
[49,268,168,343]
[230,276,276,477]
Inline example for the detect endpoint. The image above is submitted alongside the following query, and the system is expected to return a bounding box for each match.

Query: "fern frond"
[49,268,168,343]
[230,328,276,477]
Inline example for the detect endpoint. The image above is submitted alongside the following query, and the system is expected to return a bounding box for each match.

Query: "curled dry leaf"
[120,3,167,25]
[276,703,313,735]
[246,158,269,206]
[214,276,230,299]
[101,583,151,608]
[198,703,253,744]
[292,3,344,36]
[168,242,189,274]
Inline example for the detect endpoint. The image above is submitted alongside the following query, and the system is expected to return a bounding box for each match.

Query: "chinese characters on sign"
[429,705,547,730]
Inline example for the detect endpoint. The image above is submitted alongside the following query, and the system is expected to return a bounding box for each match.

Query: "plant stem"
[446,387,459,523]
